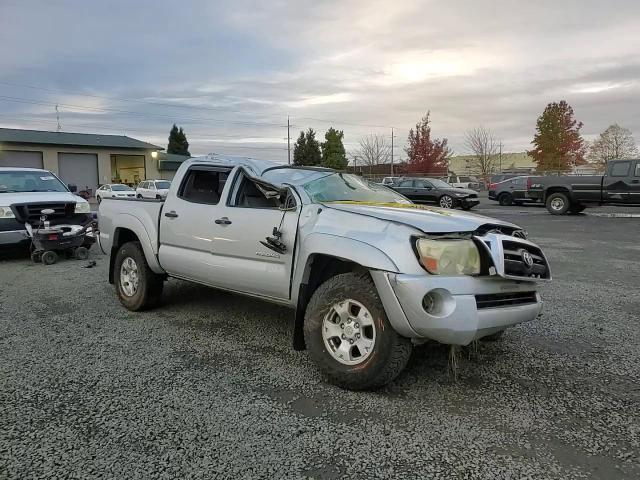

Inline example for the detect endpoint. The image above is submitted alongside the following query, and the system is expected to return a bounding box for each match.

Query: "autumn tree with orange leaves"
[405,112,452,174]
[528,101,586,172]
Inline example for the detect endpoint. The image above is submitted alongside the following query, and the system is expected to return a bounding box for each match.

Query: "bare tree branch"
[588,124,638,171]
[464,126,498,176]
[356,134,391,173]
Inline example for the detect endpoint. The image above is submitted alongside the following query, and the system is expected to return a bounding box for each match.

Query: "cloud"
[0,0,639,161]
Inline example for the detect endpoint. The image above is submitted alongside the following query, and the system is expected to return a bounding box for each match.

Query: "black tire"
[137,194,142,199]
[569,204,586,214]
[303,272,412,390]
[482,330,505,341]
[41,250,58,265]
[155,195,161,199]
[75,246,89,260]
[498,193,513,206]
[113,241,164,311]
[96,196,102,204]
[461,205,473,211]
[439,195,454,209]
[546,192,570,215]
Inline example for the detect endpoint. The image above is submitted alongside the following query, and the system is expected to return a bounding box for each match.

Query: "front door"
[206,170,300,300]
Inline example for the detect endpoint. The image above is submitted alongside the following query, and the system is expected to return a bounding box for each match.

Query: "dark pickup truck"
[529,159,640,214]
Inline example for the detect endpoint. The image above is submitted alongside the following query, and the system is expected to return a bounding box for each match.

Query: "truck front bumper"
[372,272,543,345]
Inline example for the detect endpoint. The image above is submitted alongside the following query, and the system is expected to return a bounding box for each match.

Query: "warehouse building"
[0,128,186,195]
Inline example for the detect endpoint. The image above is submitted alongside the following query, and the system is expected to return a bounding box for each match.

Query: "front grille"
[468,193,478,198]
[475,291,537,309]
[502,240,549,279]
[13,202,75,223]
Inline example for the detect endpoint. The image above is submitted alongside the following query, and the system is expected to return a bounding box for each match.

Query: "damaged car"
[98,155,551,390]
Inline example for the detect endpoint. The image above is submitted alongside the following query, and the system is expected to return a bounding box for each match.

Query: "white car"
[442,175,481,191]
[96,184,136,203]
[136,180,171,199]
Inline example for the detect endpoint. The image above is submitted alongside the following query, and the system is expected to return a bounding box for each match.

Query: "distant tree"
[293,128,321,166]
[465,126,498,177]
[356,134,391,173]
[588,124,638,170]
[167,124,191,156]
[321,127,348,169]
[404,111,452,174]
[528,101,585,172]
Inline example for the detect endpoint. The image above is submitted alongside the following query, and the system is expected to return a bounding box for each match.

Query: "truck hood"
[1,191,85,206]
[322,201,519,233]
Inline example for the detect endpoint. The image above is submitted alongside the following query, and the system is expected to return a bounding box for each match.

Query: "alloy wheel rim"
[440,196,453,208]
[551,198,564,210]
[120,257,139,297]
[322,299,376,366]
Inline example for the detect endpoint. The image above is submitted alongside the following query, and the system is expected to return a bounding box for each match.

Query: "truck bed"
[98,197,164,255]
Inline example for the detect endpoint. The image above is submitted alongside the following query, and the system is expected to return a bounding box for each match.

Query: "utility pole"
[390,127,395,175]
[55,104,61,132]
[498,141,503,173]
[287,116,291,165]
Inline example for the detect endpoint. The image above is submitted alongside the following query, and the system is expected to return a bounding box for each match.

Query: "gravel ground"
[1,204,639,479]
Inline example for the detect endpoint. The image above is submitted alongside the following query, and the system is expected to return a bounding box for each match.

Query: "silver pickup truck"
[98,155,551,390]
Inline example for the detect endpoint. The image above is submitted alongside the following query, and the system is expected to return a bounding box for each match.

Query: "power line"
[0,80,399,130]
[0,95,289,128]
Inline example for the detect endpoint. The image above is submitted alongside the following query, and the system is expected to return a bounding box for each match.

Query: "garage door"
[58,153,99,195]
[0,150,43,168]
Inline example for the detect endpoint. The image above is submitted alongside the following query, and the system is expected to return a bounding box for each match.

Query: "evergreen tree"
[293,128,321,166]
[167,124,191,156]
[321,127,348,169]
[528,101,585,172]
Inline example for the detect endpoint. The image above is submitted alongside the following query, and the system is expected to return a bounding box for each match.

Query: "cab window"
[179,167,230,204]
[610,161,631,177]
[398,180,414,187]
[230,173,282,209]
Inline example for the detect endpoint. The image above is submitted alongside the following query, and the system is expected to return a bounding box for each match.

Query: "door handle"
[632,179,639,184]
[214,217,232,225]
[164,211,178,218]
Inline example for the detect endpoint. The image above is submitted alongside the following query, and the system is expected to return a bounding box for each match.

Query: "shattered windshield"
[302,173,410,204]
[0,171,68,193]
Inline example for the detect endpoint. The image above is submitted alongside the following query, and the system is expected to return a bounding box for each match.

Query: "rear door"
[393,179,418,200]
[603,161,633,203]
[158,165,231,284]
[204,169,300,300]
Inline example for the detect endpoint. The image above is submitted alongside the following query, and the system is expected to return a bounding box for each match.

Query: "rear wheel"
[304,272,412,390]
[546,192,570,215]
[498,193,513,206]
[96,196,102,204]
[114,241,164,311]
[439,195,454,209]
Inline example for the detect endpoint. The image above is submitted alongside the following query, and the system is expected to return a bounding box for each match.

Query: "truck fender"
[108,215,164,283]
[291,233,399,350]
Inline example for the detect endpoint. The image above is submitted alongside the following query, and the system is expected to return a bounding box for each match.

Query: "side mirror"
[68,184,77,192]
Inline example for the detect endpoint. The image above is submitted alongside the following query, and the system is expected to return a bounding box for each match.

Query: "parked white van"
[136,180,171,199]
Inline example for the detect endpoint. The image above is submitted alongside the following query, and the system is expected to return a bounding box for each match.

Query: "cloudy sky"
[1,0,639,162]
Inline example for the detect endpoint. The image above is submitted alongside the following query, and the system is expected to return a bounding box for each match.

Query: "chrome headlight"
[74,202,91,214]
[415,238,480,275]
[0,206,15,219]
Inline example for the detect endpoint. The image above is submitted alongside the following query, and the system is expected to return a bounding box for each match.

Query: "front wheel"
[439,195,454,209]
[303,272,412,390]
[96,196,102,204]
[114,241,164,311]
[546,192,570,215]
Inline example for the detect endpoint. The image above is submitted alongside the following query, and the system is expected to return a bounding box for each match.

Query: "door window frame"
[177,165,232,205]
